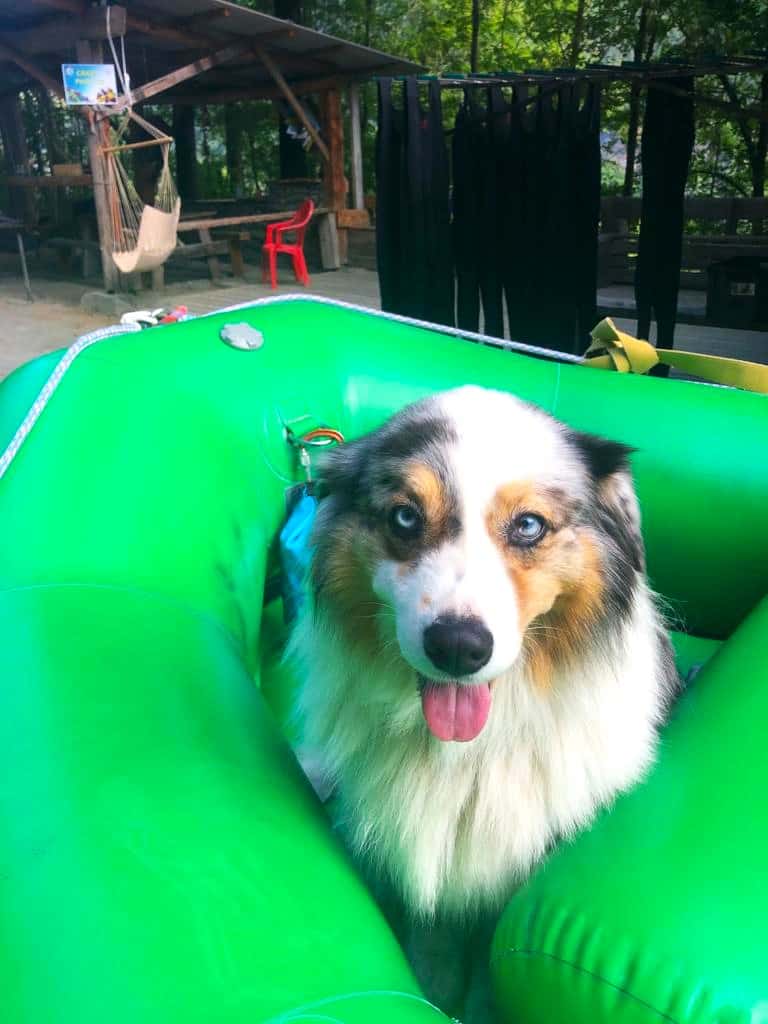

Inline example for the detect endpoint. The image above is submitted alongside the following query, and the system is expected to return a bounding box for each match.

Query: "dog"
[289,385,678,1021]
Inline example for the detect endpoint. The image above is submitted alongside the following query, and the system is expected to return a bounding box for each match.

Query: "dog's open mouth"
[418,676,492,742]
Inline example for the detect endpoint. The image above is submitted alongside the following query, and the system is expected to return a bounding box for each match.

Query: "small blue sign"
[62,64,118,106]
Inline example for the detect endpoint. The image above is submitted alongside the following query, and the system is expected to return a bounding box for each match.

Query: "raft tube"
[1,297,767,1024]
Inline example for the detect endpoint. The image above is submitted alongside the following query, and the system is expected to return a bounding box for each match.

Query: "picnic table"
[175,206,336,284]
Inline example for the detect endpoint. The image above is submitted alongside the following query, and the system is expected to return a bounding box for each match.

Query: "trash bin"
[706,254,768,328]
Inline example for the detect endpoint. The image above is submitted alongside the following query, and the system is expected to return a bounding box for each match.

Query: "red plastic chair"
[261,198,315,289]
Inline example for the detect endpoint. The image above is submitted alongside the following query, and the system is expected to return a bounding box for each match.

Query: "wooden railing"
[599,197,768,290]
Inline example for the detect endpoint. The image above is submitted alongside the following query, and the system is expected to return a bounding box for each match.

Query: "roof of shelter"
[0,0,423,103]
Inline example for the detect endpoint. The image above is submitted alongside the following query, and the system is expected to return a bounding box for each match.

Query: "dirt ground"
[1,264,766,383]
[0,276,108,379]
[0,265,384,381]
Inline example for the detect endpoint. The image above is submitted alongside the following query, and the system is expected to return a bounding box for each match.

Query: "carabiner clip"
[285,424,345,486]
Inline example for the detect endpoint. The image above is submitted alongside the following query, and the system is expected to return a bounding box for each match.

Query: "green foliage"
[0,0,765,221]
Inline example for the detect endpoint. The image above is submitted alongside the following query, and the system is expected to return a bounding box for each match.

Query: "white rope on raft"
[0,296,578,483]
[211,292,584,365]
[0,323,141,482]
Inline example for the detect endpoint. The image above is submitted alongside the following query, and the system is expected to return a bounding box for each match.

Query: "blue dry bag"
[279,487,318,623]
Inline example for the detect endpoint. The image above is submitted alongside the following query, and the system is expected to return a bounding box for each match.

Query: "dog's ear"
[573,431,645,573]
[314,436,370,504]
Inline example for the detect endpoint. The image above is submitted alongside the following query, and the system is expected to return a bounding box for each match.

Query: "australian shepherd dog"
[289,385,678,1021]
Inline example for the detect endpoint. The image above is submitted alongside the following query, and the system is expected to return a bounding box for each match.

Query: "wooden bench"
[174,229,252,282]
[599,196,768,292]
[598,232,768,291]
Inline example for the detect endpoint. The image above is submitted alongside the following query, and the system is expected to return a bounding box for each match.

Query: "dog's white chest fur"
[292,588,663,918]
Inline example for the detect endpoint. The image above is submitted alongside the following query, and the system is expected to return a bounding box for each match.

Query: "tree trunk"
[225,104,243,196]
[752,73,767,233]
[622,1,652,197]
[38,87,64,167]
[0,92,35,222]
[25,92,46,175]
[569,0,587,67]
[718,71,767,230]
[470,0,481,73]
[275,0,309,178]
[173,105,198,204]
[364,0,373,45]
[623,84,642,196]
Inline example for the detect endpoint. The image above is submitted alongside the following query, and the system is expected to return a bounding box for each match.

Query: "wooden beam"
[0,37,66,98]
[195,48,342,78]
[0,8,126,55]
[255,46,330,162]
[122,12,214,50]
[167,76,345,104]
[266,44,341,74]
[256,27,300,44]
[4,173,93,187]
[348,83,364,209]
[33,0,86,13]
[179,8,231,34]
[36,0,216,50]
[77,38,116,293]
[96,42,253,119]
[101,136,174,156]
[646,79,768,123]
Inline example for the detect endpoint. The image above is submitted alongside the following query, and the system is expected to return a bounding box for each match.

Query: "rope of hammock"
[103,111,179,256]
[101,10,180,273]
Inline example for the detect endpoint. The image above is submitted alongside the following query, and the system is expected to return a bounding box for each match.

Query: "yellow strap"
[583,318,768,395]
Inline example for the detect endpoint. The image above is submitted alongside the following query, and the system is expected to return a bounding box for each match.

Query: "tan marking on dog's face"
[485,483,605,688]
[319,519,387,656]
[404,462,448,526]
[524,535,606,688]
[383,461,458,562]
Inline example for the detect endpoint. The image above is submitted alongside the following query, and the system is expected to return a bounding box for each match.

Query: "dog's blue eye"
[389,504,423,539]
[509,513,547,546]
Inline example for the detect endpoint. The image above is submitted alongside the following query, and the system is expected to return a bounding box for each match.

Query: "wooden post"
[348,83,364,210]
[172,105,197,203]
[77,39,117,292]
[320,89,346,210]
[320,89,347,265]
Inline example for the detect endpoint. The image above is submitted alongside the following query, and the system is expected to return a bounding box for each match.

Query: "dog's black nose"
[423,615,493,676]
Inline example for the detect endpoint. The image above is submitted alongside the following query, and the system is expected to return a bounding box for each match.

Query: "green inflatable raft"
[1,296,767,1024]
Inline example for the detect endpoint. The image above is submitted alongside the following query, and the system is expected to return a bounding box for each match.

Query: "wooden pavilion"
[0,0,421,291]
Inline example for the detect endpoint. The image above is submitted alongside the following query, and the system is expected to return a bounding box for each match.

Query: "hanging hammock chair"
[102,111,181,275]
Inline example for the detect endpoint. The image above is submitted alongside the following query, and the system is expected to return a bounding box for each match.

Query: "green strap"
[583,318,768,395]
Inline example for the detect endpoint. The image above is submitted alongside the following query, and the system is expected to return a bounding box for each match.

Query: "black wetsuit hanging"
[375,77,454,326]
[421,79,454,327]
[570,81,602,351]
[452,91,483,332]
[635,78,695,353]
[453,88,505,336]
[480,86,506,338]
[377,74,601,342]
[375,78,403,315]
[498,84,530,345]
[518,82,602,354]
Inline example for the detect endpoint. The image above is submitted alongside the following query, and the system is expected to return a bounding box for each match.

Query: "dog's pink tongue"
[421,683,492,742]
